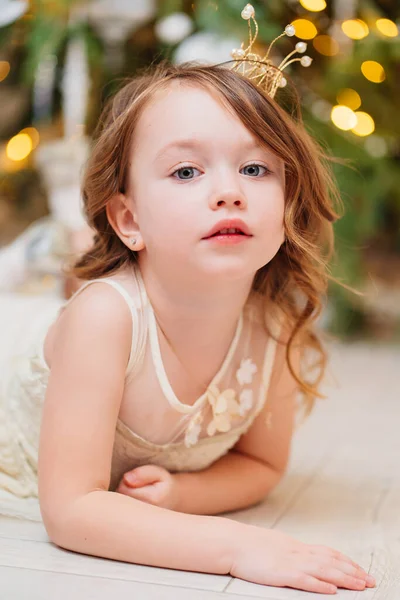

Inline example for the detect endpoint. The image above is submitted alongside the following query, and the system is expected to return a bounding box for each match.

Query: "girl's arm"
[50,490,236,573]
[173,450,284,515]
[39,283,236,572]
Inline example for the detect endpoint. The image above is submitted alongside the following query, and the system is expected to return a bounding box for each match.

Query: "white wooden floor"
[1,342,399,599]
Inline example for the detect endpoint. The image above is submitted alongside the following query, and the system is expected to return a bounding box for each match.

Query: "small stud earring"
[130,238,137,246]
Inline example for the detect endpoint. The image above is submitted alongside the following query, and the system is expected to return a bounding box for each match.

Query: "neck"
[136,259,254,349]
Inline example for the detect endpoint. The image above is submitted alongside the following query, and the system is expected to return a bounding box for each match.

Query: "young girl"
[0,61,376,595]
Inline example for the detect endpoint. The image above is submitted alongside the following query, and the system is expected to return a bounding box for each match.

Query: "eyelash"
[171,163,272,181]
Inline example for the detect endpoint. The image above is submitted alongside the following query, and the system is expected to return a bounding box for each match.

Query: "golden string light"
[376,19,398,38]
[20,127,40,149]
[313,35,339,56]
[336,89,361,111]
[351,112,375,137]
[299,0,326,12]
[361,61,385,83]
[6,133,33,161]
[341,19,369,40]
[0,61,10,82]
[291,19,318,40]
[331,105,357,131]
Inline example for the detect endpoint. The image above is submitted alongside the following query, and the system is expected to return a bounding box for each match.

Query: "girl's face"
[126,82,285,281]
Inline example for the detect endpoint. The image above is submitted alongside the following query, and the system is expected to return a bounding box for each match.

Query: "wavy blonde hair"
[69,62,343,415]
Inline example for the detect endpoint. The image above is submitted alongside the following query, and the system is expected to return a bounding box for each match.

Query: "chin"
[197,257,258,280]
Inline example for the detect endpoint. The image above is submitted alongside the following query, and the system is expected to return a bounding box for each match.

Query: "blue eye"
[172,166,201,180]
[241,164,269,177]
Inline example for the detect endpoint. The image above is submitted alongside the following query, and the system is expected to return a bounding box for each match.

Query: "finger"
[330,557,374,583]
[122,471,150,488]
[336,561,375,587]
[286,572,337,595]
[312,548,376,587]
[305,564,367,591]
[116,482,134,496]
[116,481,144,496]
[117,481,156,503]
[123,465,166,487]
[124,485,159,504]
[312,555,371,583]
[308,544,366,572]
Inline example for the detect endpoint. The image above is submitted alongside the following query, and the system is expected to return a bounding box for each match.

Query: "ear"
[106,193,145,251]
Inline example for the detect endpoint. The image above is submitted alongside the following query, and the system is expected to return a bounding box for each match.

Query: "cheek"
[259,186,285,232]
[258,191,285,264]
[136,182,195,248]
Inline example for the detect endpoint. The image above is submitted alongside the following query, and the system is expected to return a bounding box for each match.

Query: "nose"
[209,188,247,210]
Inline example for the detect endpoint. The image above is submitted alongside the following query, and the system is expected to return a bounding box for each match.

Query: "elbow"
[272,466,286,488]
[41,503,73,548]
[42,518,67,549]
[40,494,88,549]
[258,463,286,498]
[40,494,61,542]
[42,506,93,553]
[271,459,289,486]
[266,451,291,486]
[41,488,111,552]
[40,481,109,548]
[46,526,68,550]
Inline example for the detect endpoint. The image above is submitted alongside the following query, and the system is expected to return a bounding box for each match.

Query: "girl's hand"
[116,465,179,511]
[232,526,376,595]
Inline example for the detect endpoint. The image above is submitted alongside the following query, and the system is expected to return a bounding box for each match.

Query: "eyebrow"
[154,138,267,163]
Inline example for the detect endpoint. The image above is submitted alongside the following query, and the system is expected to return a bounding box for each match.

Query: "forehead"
[133,81,260,152]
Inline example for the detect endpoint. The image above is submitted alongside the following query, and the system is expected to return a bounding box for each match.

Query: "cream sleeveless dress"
[0,263,281,520]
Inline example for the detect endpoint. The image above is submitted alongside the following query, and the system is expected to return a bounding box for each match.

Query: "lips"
[203,219,251,239]
[209,228,246,237]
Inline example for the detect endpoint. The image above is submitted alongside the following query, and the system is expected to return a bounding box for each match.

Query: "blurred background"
[0,0,399,341]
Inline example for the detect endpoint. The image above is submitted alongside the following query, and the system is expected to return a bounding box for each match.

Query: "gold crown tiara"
[230,4,313,99]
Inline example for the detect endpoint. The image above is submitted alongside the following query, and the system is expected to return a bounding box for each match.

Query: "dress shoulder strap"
[63,278,141,376]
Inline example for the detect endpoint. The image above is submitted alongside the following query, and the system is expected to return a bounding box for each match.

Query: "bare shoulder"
[44,282,133,369]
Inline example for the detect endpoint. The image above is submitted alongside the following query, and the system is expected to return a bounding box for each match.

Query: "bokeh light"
[20,127,40,149]
[361,61,385,83]
[341,19,369,40]
[331,105,357,131]
[336,88,361,110]
[6,133,33,161]
[351,112,375,137]
[299,0,326,12]
[313,35,339,56]
[376,19,398,38]
[291,19,318,40]
[0,61,10,82]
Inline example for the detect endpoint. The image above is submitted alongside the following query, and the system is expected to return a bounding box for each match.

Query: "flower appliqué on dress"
[183,357,258,447]
[236,357,257,385]
[239,388,253,416]
[184,412,203,448]
[206,386,241,437]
